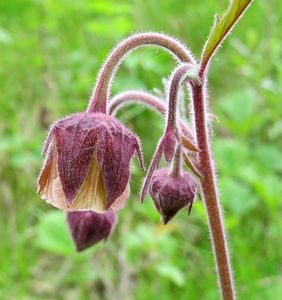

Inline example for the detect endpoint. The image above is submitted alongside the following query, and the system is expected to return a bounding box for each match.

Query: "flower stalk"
[87,32,195,113]
[169,143,182,178]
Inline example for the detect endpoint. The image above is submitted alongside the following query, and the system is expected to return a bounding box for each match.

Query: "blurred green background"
[0,0,281,299]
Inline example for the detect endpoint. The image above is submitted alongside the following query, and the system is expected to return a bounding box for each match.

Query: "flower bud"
[149,168,197,224]
[67,211,117,252]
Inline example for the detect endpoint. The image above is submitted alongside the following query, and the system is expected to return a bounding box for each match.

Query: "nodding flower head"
[149,168,197,224]
[38,112,144,212]
[67,211,117,252]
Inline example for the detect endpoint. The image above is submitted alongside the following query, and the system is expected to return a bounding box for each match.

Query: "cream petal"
[110,183,130,211]
[49,176,69,210]
[39,148,59,201]
[41,153,130,212]
[69,157,107,212]
[45,157,106,212]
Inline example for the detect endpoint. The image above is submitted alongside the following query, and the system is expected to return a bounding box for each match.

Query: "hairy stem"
[169,143,182,178]
[140,64,196,202]
[166,63,194,131]
[140,142,163,203]
[109,91,165,115]
[191,81,235,300]
[109,90,198,151]
[87,32,195,113]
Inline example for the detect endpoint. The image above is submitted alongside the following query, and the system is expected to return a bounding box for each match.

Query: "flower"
[67,211,117,252]
[149,168,197,224]
[38,112,143,212]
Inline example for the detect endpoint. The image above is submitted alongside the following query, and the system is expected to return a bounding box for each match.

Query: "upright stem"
[191,81,235,300]
[87,33,195,113]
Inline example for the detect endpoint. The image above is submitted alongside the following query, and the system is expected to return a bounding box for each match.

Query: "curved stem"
[166,63,194,132]
[87,32,195,113]
[109,90,198,152]
[190,81,235,300]
[109,91,165,115]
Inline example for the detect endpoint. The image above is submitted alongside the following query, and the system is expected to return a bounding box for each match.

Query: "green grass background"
[0,0,281,299]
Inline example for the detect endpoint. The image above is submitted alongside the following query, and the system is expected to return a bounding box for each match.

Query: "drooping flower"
[67,211,117,252]
[149,168,197,224]
[38,112,143,212]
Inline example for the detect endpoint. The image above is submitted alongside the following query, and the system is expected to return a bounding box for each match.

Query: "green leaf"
[200,0,253,75]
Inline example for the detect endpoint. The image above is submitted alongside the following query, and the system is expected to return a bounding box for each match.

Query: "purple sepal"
[149,168,197,224]
[162,129,177,162]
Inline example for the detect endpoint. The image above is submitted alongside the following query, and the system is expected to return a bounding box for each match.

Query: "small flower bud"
[67,211,117,252]
[149,168,197,224]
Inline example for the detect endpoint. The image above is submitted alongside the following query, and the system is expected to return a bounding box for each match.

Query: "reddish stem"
[190,80,235,300]
[109,91,166,115]
[166,64,193,132]
[87,33,195,113]
[169,143,182,178]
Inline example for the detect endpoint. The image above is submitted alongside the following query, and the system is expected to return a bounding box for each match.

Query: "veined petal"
[38,147,59,201]
[47,156,107,212]
[69,157,107,212]
[110,183,130,211]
